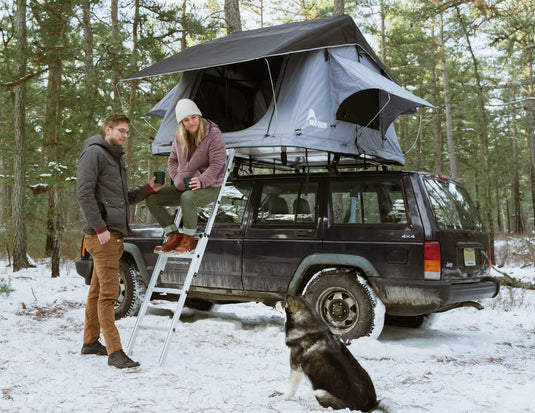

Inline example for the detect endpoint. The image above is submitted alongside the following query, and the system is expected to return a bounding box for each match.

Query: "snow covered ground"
[1,260,534,413]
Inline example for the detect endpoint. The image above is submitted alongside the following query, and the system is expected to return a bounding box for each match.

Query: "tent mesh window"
[194,57,284,133]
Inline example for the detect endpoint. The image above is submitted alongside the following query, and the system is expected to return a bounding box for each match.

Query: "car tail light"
[424,241,441,280]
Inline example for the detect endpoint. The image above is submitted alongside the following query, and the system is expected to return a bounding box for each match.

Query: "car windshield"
[423,177,483,231]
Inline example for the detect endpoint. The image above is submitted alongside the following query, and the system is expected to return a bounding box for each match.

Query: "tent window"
[194,57,283,132]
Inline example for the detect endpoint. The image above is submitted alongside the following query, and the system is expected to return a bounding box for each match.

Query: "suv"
[76,170,500,340]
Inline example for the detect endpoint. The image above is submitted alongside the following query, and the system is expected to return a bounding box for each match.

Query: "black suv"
[76,170,500,340]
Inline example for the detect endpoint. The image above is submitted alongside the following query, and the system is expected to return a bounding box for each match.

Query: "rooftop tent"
[126,15,431,168]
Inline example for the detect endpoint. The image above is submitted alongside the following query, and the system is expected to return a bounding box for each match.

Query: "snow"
[1,260,534,413]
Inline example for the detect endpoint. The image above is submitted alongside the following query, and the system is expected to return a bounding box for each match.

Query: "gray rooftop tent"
[124,15,431,169]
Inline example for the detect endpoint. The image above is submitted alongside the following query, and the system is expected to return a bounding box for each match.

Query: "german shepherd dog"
[279,295,394,412]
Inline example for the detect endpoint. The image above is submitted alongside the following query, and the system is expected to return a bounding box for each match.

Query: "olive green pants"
[145,185,220,235]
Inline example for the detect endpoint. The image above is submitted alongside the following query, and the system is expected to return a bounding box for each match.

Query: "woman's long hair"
[177,116,204,155]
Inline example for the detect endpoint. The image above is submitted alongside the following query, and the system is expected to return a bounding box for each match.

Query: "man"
[76,113,164,369]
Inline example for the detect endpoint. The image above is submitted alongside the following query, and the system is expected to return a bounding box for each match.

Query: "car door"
[323,174,424,280]
[161,183,252,290]
[242,178,322,292]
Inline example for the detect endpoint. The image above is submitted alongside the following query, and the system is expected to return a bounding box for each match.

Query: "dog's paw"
[280,392,293,401]
[275,300,285,315]
[269,390,283,398]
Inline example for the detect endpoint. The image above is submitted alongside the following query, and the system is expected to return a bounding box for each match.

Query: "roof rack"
[231,147,392,175]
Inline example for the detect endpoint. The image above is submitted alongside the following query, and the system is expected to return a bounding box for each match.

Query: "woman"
[146,99,227,254]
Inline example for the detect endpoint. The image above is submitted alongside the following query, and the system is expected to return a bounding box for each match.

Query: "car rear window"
[423,177,483,230]
[330,179,408,225]
[254,182,318,225]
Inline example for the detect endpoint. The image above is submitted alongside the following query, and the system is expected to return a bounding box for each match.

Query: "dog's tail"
[370,398,398,413]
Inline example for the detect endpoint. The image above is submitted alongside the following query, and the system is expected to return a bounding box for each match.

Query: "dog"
[278,295,394,412]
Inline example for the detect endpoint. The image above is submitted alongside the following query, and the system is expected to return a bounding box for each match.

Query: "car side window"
[198,184,252,225]
[254,182,317,225]
[331,179,408,225]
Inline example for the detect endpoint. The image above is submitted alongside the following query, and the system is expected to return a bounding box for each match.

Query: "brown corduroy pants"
[83,231,124,355]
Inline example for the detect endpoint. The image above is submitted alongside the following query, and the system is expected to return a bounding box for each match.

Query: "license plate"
[464,248,476,266]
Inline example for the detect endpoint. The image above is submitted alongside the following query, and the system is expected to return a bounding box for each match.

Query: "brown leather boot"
[154,232,183,254]
[174,234,196,254]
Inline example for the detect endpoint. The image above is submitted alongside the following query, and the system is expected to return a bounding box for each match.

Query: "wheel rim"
[317,288,359,333]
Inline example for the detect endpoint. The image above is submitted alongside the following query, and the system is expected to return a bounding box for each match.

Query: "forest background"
[0,0,533,278]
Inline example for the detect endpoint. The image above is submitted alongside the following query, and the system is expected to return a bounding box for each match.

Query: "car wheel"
[304,269,385,341]
[115,258,146,320]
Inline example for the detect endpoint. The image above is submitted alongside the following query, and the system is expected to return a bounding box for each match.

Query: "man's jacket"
[76,135,149,236]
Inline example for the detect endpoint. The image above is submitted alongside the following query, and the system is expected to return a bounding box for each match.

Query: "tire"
[115,258,146,320]
[304,269,385,341]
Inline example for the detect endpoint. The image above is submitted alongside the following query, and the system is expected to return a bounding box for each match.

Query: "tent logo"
[307,109,328,129]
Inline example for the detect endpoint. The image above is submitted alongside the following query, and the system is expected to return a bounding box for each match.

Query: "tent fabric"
[145,84,179,118]
[124,15,392,81]
[328,49,430,135]
[136,16,432,167]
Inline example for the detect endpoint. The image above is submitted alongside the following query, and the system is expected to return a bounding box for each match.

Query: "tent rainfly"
[124,15,432,168]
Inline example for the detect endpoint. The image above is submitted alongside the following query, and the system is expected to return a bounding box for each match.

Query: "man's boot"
[174,234,196,254]
[81,340,107,356]
[154,232,183,254]
[108,350,140,369]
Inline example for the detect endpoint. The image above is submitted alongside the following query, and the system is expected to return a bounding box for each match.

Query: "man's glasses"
[112,127,131,137]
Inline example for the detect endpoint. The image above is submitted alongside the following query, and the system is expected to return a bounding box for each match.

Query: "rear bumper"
[370,277,500,316]
[75,259,93,286]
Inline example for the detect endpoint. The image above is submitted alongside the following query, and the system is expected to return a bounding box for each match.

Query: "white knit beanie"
[175,98,202,124]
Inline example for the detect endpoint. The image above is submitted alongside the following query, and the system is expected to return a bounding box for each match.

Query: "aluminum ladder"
[126,149,235,365]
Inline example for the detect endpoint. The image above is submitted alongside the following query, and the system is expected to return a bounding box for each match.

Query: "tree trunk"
[526,46,535,231]
[439,12,457,179]
[12,0,31,271]
[82,0,96,133]
[111,0,122,111]
[430,23,443,174]
[333,0,344,16]
[380,0,387,64]
[181,0,188,50]
[224,0,242,34]
[511,88,524,233]
[456,7,494,261]
[127,0,141,220]
[40,0,71,277]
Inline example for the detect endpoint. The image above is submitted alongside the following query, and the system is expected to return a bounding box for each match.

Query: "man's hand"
[97,229,111,245]
[149,176,166,192]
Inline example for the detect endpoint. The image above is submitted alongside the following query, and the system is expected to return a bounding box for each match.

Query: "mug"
[183,176,193,190]
[154,171,165,184]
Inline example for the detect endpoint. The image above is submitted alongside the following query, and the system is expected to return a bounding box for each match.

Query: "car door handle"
[296,230,315,238]
[224,230,244,237]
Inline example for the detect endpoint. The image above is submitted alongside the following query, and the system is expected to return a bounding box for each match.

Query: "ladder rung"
[152,287,186,295]
[167,252,195,258]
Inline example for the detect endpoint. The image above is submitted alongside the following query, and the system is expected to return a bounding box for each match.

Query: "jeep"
[76,169,500,340]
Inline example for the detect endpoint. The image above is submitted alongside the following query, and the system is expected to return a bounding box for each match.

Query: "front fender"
[123,242,150,286]
[287,253,380,296]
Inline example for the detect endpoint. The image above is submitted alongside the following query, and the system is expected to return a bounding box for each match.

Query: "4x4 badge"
[401,234,415,239]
